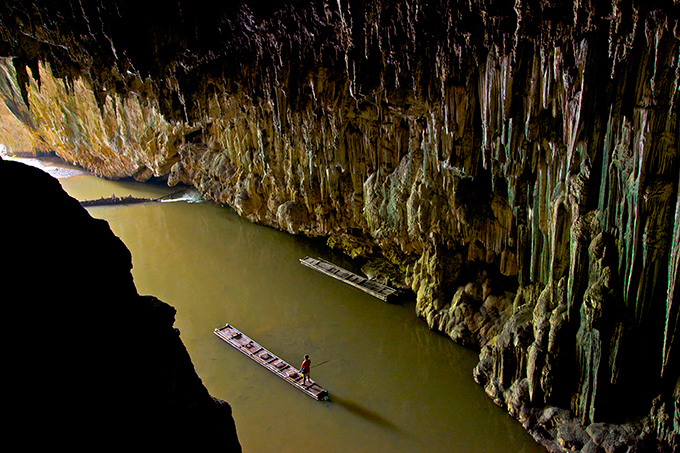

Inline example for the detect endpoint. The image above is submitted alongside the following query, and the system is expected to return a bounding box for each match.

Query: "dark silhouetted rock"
[1,157,241,451]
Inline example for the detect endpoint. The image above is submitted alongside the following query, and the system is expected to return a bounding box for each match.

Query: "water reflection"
[331,394,402,434]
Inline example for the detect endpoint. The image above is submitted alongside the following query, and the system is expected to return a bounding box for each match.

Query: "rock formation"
[0,1,678,451]
[0,157,241,451]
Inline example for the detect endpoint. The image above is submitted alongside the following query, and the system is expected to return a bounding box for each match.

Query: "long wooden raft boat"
[214,324,329,401]
[80,194,159,207]
[300,256,399,302]
[80,189,188,207]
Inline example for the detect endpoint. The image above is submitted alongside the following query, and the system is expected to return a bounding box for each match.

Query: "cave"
[1,1,678,451]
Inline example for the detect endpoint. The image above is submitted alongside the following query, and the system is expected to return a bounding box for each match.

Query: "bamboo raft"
[300,256,399,302]
[80,189,188,207]
[80,194,159,207]
[214,324,329,401]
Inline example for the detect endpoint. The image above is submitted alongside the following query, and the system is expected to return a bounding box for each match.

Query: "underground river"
[29,157,545,452]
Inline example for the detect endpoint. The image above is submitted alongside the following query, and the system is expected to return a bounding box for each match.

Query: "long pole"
[311,360,330,369]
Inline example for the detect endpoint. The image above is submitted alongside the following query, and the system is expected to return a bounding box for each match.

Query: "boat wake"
[159,188,204,203]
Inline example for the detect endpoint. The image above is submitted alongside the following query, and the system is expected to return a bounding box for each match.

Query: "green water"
[34,158,543,452]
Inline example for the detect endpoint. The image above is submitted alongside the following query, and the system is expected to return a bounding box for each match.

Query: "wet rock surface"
[0,158,241,451]
[1,1,678,451]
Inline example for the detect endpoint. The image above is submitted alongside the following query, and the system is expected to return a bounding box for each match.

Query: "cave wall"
[1,1,678,451]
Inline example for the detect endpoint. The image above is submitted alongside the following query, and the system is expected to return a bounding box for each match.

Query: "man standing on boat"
[301,354,311,385]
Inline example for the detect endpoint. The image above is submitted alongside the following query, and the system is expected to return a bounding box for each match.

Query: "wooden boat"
[80,194,158,207]
[300,256,400,302]
[80,189,188,207]
[214,324,329,401]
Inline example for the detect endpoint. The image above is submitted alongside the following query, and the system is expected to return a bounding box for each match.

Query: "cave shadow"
[329,393,403,434]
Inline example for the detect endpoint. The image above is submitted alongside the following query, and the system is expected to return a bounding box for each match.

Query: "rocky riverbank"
[1,1,678,451]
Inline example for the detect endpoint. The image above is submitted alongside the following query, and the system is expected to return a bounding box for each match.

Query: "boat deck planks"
[299,256,399,302]
[214,324,329,401]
